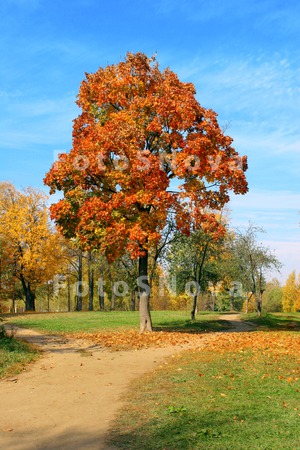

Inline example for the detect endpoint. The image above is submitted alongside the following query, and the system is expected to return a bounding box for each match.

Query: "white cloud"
[262,240,300,283]
[230,190,300,211]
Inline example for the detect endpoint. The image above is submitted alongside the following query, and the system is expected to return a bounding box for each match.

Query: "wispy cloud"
[156,0,300,35]
[231,190,300,211]
[262,240,300,283]
[0,94,77,149]
[156,0,270,23]
[179,53,300,121]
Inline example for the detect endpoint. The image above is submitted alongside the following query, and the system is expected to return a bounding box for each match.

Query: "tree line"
[0,182,282,316]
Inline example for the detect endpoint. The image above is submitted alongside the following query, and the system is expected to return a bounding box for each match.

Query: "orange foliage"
[44,52,248,262]
[70,329,204,350]
[70,329,300,364]
[0,183,69,308]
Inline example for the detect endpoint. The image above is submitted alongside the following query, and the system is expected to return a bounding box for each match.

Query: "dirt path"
[221,313,257,332]
[0,315,254,449]
[0,326,214,450]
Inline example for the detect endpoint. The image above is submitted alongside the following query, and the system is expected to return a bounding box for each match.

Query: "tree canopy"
[44,52,248,330]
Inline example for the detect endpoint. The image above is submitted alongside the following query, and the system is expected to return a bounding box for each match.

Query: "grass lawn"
[244,312,300,331]
[0,328,39,379]
[109,330,300,449]
[3,310,300,448]
[3,310,230,334]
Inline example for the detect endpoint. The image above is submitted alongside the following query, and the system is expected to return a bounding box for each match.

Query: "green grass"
[109,331,300,449]
[3,310,231,334]
[243,312,300,331]
[0,329,39,379]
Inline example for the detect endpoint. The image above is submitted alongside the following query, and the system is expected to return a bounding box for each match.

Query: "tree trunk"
[190,243,209,321]
[47,282,51,312]
[138,251,152,333]
[191,294,197,321]
[131,288,136,311]
[211,292,216,311]
[108,267,116,310]
[110,290,116,311]
[19,275,35,311]
[75,251,83,311]
[98,280,105,311]
[98,267,105,310]
[67,276,71,312]
[11,295,16,314]
[257,292,262,317]
[245,292,253,314]
[99,292,105,310]
[88,252,94,311]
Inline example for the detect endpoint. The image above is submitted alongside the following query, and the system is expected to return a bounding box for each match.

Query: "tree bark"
[75,251,83,311]
[211,292,216,311]
[191,242,209,321]
[88,252,94,311]
[98,266,105,310]
[138,251,153,333]
[67,276,71,312]
[257,292,262,317]
[98,284,105,311]
[130,288,136,311]
[20,277,35,311]
[191,294,198,321]
[47,282,51,312]
[245,292,253,314]
[110,290,116,311]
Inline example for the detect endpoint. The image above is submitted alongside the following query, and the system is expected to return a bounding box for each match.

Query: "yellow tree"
[282,271,296,312]
[294,273,300,312]
[0,182,68,311]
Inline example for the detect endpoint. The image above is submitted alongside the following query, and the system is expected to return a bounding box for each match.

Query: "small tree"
[166,226,228,319]
[0,183,68,311]
[263,278,283,312]
[230,224,282,316]
[44,52,248,331]
[282,271,297,312]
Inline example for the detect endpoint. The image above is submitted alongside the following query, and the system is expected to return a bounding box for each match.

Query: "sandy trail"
[220,313,257,332]
[0,315,253,449]
[0,326,205,450]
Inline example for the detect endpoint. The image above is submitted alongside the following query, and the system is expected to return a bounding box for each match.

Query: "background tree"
[166,224,228,319]
[229,224,282,315]
[0,182,68,311]
[295,273,300,312]
[262,278,283,312]
[44,52,248,331]
[282,271,297,312]
[0,238,16,311]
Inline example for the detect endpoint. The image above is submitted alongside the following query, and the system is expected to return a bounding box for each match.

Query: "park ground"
[1,312,300,449]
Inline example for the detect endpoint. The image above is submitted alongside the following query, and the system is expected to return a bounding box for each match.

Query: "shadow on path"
[219,313,257,332]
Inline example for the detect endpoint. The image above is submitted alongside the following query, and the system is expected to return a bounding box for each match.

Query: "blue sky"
[0,0,299,282]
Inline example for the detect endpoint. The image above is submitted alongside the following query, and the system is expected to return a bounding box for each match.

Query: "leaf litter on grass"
[69,329,208,350]
[108,330,300,449]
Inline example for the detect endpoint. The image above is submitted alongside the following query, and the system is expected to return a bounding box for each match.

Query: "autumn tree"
[230,224,282,315]
[0,182,68,311]
[44,52,248,332]
[0,237,15,311]
[282,271,297,312]
[295,273,300,312]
